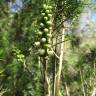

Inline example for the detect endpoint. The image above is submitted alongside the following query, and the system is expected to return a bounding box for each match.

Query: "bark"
[55,24,65,96]
[43,57,50,96]
[53,38,58,96]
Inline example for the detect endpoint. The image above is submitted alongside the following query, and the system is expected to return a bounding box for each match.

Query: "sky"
[9,0,96,34]
[79,7,96,35]
[9,0,96,29]
[91,13,96,21]
[9,0,23,12]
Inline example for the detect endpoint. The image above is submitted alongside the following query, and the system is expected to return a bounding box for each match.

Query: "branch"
[52,27,72,38]
[52,39,70,47]
[51,48,59,59]
[23,60,33,77]
[52,18,67,33]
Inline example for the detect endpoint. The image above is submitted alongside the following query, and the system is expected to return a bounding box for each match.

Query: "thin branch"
[52,27,72,38]
[52,18,67,33]
[80,69,86,96]
[51,48,59,59]
[23,60,33,77]
[52,39,70,47]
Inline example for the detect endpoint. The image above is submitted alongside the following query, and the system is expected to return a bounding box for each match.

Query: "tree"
[1,0,96,96]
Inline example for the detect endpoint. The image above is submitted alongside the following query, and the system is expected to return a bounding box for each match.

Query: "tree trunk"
[43,57,50,96]
[55,24,65,96]
[53,38,58,96]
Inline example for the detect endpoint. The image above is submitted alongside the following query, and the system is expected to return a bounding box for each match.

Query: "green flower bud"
[47,34,52,37]
[47,21,52,26]
[44,16,48,21]
[48,14,52,18]
[49,27,52,30]
[46,10,50,13]
[40,23,44,27]
[34,42,40,47]
[44,28,49,32]
[48,6,52,9]
[37,32,42,36]
[17,58,23,62]
[38,49,45,55]
[41,13,45,16]
[43,4,47,9]
[41,38,47,43]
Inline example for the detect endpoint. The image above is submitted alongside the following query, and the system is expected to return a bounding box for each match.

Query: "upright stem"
[64,81,70,96]
[55,24,65,96]
[80,69,86,96]
[53,37,58,96]
[43,57,50,96]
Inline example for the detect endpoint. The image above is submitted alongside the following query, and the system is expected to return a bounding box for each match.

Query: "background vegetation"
[0,0,96,96]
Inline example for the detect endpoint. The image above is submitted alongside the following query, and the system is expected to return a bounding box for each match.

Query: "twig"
[52,39,70,47]
[51,48,59,59]
[23,60,33,77]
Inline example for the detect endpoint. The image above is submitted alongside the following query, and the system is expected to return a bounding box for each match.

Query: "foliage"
[0,0,96,96]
